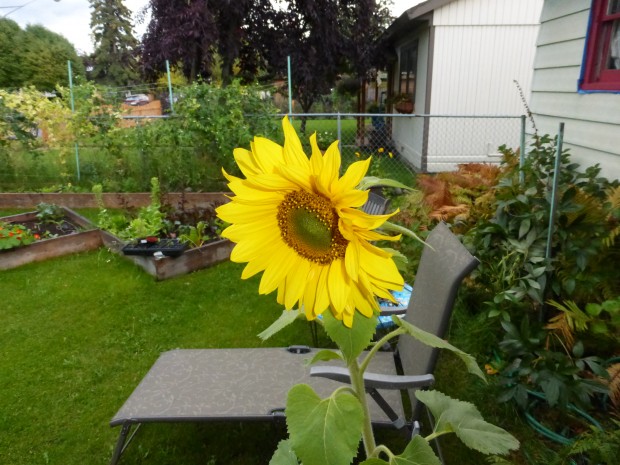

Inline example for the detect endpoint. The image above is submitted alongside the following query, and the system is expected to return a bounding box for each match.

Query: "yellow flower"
[217,117,404,327]
[355,152,361,158]
[388,152,394,159]
[378,147,384,153]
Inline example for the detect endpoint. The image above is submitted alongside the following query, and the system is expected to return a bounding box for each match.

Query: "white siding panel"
[530,66,581,92]
[528,118,620,180]
[533,114,620,156]
[425,117,522,172]
[533,39,585,68]
[530,92,620,125]
[430,25,539,114]
[392,117,425,168]
[540,0,589,23]
[536,10,589,45]
[434,0,543,26]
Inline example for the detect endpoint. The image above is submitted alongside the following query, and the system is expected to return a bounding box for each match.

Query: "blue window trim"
[577,0,620,94]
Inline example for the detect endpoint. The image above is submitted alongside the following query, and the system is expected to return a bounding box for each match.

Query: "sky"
[3,0,420,55]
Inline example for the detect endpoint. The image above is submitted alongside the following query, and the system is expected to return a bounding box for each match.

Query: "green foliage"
[322,310,378,364]
[286,384,364,465]
[35,203,66,224]
[89,0,139,86]
[395,317,486,381]
[172,80,279,176]
[0,19,84,91]
[496,317,608,411]
[0,222,35,249]
[416,390,520,455]
[552,419,620,465]
[466,136,618,323]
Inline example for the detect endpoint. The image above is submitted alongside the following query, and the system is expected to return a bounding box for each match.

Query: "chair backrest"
[362,192,390,216]
[396,222,478,416]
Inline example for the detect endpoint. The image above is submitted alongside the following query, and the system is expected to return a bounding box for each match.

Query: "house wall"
[424,0,542,171]
[529,0,620,181]
[391,24,431,169]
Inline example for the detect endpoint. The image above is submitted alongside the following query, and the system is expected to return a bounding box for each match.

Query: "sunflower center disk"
[277,191,348,265]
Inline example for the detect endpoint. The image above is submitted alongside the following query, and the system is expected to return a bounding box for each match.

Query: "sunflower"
[216,117,404,327]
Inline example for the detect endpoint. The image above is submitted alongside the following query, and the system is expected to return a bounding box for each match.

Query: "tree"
[20,25,85,91]
[260,0,393,130]
[89,0,139,86]
[0,19,25,88]
[0,20,84,91]
[141,0,275,83]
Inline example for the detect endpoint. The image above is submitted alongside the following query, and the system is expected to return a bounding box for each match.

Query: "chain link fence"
[0,112,524,192]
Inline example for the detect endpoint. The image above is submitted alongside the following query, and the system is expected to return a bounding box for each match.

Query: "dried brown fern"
[604,186,620,247]
[606,362,620,410]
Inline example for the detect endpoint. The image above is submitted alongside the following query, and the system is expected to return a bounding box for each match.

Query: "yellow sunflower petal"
[282,116,309,167]
[252,137,285,173]
[334,158,371,194]
[317,141,341,196]
[327,260,350,316]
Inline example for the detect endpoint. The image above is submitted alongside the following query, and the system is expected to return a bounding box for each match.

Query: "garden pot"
[394,101,414,114]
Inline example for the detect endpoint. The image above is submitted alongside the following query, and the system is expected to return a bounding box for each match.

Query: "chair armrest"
[379,306,407,316]
[310,366,434,390]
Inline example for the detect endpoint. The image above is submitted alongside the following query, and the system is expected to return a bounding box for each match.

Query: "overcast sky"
[3,0,420,55]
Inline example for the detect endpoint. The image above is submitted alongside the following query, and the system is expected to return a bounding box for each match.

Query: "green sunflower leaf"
[391,435,442,465]
[394,318,486,381]
[269,439,300,465]
[359,459,389,465]
[309,349,344,364]
[357,176,413,192]
[379,221,426,246]
[322,311,378,363]
[286,384,363,465]
[416,390,520,455]
[259,308,303,340]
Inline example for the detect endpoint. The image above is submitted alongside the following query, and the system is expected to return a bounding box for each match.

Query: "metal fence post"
[520,115,526,184]
[337,113,342,154]
[67,60,80,182]
[545,122,565,261]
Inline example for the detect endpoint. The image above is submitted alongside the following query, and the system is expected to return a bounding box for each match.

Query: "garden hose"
[524,390,604,446]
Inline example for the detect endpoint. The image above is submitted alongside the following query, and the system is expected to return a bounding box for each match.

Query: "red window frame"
[581,0,620,91]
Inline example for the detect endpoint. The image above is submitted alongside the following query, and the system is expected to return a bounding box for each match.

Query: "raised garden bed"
[101,230,233,281]
[0,207,102,271]
[122,237,188,257]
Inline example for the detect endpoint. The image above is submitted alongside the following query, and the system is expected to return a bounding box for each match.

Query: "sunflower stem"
[360,327,406,374]
[347,358,376,457]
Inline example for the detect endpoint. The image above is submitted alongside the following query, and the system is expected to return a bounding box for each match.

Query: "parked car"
[124,94,150,106]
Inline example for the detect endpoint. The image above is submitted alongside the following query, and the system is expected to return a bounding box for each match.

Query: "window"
[399,41,418,100]
[581,0,620,91]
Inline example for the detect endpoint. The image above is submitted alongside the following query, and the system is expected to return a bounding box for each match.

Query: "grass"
[0,249,321,465]
[0,208,567,465]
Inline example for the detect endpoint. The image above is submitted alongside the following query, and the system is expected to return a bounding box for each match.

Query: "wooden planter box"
[0,208,102,271]
[101,230,233,281]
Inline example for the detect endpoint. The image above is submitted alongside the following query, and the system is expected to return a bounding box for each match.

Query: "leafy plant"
[0,222,35,250]
[496,317,608,411]
[466,137,619,323]
[552,419,620,465]
[35,203,66,224]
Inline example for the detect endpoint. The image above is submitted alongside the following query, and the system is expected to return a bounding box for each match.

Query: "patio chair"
[108,222,478,465]
[362,191,390,215]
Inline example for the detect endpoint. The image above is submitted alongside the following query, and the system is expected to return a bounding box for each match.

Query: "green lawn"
[0,250,320,465]
[0,215,563,465]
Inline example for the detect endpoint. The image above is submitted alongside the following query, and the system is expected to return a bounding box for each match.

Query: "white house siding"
[529,0,620,181]
[392,25,431,169]
[423,0,542,171]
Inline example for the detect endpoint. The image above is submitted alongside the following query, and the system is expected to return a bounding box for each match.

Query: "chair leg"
[109,423,140,465]
[426,407,445,465]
